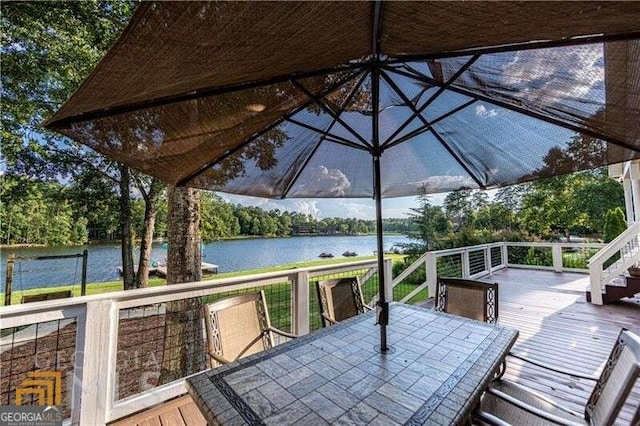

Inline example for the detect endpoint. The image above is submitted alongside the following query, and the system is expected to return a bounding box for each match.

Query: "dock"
[117,262,218,278]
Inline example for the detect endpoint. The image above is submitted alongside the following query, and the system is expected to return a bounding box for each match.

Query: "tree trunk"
[135,180,163,288]
[135,201,157,288]
[159,186,204,384]
[119,164,135,290]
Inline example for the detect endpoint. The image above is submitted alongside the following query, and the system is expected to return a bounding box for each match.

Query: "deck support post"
[484,246,491,275]
[292,271,310,336]
[75,300,118,425]
[462,249,470,278]
[552,245,563,272]
[426,253,438,298]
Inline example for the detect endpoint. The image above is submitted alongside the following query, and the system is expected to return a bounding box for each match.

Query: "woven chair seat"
[479,380,586,425]
[203,291,297,368]
[316,276,371,327]
[435,277,498,324]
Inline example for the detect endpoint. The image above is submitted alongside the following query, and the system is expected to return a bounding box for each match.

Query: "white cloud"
[411,175,478,192]
[503,45,603,104]
[293,166,351,196]
[292,200,321,220]
[475,105,498,118]
[216,192,421,219]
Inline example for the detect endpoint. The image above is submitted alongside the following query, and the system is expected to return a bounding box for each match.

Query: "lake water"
[0,235,409,291]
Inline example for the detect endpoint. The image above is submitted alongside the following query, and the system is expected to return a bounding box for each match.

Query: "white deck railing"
[0,240,610,424]
[588,221,640,304]
[0,259,390,425]
[391,241,605,303]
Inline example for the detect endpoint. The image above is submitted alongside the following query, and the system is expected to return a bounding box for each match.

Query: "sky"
[218,192,450,220]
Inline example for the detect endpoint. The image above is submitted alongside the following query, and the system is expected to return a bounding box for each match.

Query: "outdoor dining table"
[187,303,518,425]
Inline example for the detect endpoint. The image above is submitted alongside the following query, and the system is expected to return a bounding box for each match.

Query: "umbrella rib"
[282,72,370,198]
[285,117,367,151]
[175,72,362,187]
[44,63,366,128]
[429,127,487,190]
[372,0,384,55]
[380,55,480,147]
[383,99,476,151]
[291,79,372,148]
[380,70,486,189]
[384,31,640,64]
[389,67,640,153]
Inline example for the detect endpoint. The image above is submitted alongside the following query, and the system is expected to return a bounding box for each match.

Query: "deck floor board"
[110,268,640,425]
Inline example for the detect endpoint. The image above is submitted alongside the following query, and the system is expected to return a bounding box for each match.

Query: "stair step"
[586,276,640,304]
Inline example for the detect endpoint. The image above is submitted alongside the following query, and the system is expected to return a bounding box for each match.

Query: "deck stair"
[587,221,640,304]
[586,275,640,304]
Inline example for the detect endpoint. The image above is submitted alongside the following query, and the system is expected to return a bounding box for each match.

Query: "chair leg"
[494,360,507,379]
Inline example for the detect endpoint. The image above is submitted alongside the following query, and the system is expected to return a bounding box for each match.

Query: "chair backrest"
[203,291,274,368]
[317,277,366,327]
[585,329,640,426]
[435,277,498,324]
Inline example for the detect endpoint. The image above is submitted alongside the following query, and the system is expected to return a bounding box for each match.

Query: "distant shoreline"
[1,233,404,250]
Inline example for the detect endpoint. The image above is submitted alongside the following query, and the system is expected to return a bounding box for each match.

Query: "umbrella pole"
[373,154,389,352]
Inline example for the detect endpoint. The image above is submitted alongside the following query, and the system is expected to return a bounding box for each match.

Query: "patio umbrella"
[45,2,640,351]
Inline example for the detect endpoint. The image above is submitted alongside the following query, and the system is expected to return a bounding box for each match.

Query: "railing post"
[484,246,491,275]
[74,300,118,425]
[425,253,437,299]
[589,263,604,305]
[81,250,88,296]
[292,271,310,336]
[384,258,393,302]
[462,249,470,278]
[502,243,508,268]
[552,244,563,272]
[4,253,15,306]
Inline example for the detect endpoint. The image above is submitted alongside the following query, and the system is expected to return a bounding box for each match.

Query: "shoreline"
[0,254,406,305]
[0,233,404,250]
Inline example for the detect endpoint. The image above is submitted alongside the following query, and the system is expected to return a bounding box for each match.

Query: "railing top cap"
[0,258,381,317]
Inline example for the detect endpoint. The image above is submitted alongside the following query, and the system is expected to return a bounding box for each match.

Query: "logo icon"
[15,372,62,406]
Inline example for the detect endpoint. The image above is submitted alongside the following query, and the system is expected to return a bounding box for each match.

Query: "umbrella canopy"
[46,1,640,350]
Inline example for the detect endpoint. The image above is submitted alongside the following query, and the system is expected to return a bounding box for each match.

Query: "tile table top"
[187,303,518,425]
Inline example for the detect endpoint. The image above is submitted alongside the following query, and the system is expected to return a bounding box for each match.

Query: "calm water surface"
[1,235,408,291]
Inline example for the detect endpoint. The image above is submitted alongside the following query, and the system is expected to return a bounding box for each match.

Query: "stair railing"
[588,221,640,305]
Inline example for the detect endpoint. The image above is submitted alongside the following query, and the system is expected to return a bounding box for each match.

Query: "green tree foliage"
[603,207,627,243]
[200,193,240,242]
[0,175,87,245]
[443,189,474,228]
[406,196,451,250]
[519,171,623,240]
[2,1,134,174]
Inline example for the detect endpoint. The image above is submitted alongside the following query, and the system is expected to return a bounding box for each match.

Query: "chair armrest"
[486,386,584,426]
[207,352,233,365]
[473,410,513,426]
[268,326,298,339]
[321,313,338,325]
[508,351,599,381]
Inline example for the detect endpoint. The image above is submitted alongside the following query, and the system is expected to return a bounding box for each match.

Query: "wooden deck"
[110,269,640,425]
[484,268,640,425]
[110,395,205,426]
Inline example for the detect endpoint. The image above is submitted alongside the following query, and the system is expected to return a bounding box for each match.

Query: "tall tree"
[133,175,165,288]
[407,195,451,250]
[443,189,474,228]
[2,1,142,287]
[118,164,135,289]
[160,186,204,382]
